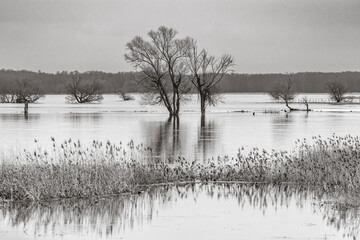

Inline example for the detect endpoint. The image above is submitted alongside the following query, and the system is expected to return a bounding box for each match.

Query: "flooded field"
[1,183,358,240]
[1,93,360,239]
[1,94,360,159]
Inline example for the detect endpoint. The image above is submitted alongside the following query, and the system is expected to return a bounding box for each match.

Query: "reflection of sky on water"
[1,96,360,239]
[1,94,360,160]
[0,184,358,240]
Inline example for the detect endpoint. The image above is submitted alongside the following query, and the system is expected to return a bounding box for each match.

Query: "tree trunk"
[172,91,176,116]
[285,100,294,111]
[200,114,205,127]
[200,93,206,116]
[175,89,180,116]
[24,102,29,119]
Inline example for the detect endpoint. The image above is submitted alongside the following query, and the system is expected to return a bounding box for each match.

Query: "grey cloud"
[0,0,359,73]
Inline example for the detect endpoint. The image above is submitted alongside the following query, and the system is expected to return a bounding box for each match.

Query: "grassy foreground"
[0,135,360,203]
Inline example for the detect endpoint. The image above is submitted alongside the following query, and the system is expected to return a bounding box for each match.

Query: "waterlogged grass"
[0,135,360,203]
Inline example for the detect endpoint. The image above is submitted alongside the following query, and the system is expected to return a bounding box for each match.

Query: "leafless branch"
[186,39,234,114]
[269,73,297,111]
[125,26,191,116]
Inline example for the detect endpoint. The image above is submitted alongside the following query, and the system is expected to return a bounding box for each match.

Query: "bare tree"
[125,35,169,110]
[269,73,297,111]
[125,26,191,117]
[118,89,134,101]
[15,80,44,103]
[301,97,310,112]
[326,81,346,103]
[0,79,43,103]
[65,75,103,103]
[186,40,234,115]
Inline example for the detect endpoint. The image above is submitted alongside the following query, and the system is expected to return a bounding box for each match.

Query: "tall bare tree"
[326,81,346,103]
[65,75,103,103]
[186,40,234,115]
[125,35,170,111]
[125,26,191,117]
[269,73,297,111]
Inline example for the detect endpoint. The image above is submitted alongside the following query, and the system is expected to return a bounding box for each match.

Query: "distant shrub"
[0,79,44,103]
[118,90,134,101]
[326,81,346,103]
[65,76,103,103]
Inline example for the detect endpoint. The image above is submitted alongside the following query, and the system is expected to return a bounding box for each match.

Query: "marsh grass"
[1,135,360,204]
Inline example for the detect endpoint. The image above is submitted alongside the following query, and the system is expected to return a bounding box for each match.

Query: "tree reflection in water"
[142,115,219,162]
[142,116,182,162]
[196,115,218,162]
[0,184,359,239]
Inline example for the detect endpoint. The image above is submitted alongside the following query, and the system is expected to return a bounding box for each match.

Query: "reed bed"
[1,135,360,204]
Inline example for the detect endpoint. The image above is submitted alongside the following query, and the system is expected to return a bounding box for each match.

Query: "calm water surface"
[1,95,360,239]
[0,184,358,240]
[1,94,360,159]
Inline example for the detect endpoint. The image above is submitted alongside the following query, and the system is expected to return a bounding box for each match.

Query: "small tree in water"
[301,97,310,112]
[326,81,346,103]
[0,79,43,103]
[118,89,134,101]
[186,39,234,116]
[65,75,103,103]
[269,73,297,111]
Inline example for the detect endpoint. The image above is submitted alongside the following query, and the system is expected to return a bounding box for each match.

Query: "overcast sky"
[1,0,359,73]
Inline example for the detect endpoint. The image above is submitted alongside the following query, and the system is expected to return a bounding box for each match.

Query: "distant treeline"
[0,69,360,94]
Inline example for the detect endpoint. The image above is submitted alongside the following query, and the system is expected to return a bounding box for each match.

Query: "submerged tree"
[125,26,191,117]
[0,79,43,103]
[326,81,346,103]
[118,89,134,101]
[269,73,297,111]
[301,97,310,112]
[65,76,103,103]
[186,40,234,115]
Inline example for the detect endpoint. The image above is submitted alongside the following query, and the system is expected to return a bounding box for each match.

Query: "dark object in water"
[24,102,29,118]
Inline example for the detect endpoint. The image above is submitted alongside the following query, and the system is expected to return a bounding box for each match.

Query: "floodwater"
[0,183,358,240]
[1,94,360,239]
[1,94,360,160]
